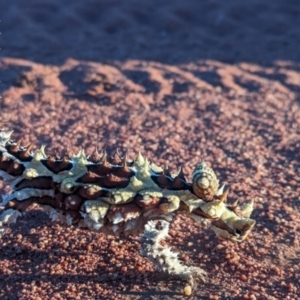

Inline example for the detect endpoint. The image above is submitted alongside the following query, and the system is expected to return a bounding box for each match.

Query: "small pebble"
[184,285,192,296]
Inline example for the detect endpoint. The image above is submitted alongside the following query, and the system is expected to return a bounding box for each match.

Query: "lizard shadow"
[0,210,206,298]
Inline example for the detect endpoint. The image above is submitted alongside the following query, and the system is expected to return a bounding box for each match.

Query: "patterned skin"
[0,128,255,291]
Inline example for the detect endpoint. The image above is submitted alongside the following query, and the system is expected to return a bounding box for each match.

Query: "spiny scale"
[1,131,191,193]
[89,146,102,163]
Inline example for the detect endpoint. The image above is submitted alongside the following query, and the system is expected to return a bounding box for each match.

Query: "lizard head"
[209,202,256,242]
[190,161,255,242]
[187,188,255,242]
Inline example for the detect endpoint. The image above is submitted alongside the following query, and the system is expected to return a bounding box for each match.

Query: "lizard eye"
[235,229,242,235]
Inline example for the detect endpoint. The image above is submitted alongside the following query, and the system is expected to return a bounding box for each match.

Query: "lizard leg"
[141,219,207,288]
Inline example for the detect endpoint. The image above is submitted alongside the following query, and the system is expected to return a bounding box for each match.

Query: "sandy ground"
[0,1,300,299]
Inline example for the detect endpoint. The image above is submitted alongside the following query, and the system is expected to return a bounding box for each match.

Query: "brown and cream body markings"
[0,128,255,291]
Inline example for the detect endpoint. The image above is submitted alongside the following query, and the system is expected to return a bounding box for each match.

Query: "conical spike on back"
[163,161,171,177]
[100,150,107,162]
[60,155,71,170]
[40,145,47,158]
[231,199,239,209]
[90,146,102,162]
[33,147,47,162]
[20,143,33,159]
[138,158,151,179]
[9,139,21,153]
[134,151,145,166]
[101,151,111,169]
[116,148,122,161]
[0,130,14,144]
[47,154,56,164]
[177,166,186,181]
[150,161,163,173]
[110,149,122,164]
[75,149,86,159]
[170,166,186,189]
[143,157,150,169]
[122,150,128,166]
[118,151,132,176]
[7,130,14,139]
[79,149,88,165]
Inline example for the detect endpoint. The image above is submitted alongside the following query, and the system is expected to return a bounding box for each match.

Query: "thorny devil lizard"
[0,127,255,293]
